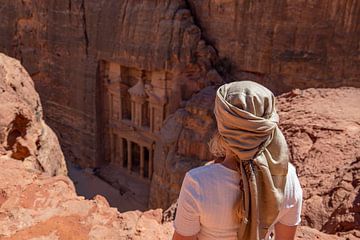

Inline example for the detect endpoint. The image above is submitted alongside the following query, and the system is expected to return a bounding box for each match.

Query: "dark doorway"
[144,147,150,178]
[122,138,128,168]
[131,142,140,174]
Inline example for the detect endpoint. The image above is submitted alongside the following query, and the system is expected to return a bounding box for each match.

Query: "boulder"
[0,53,67,176]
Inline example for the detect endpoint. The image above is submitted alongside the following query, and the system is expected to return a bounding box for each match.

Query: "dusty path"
[67,161,148,212]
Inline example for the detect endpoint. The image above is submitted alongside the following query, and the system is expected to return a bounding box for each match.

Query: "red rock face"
[0,53,67,176]
[0,158,175,240]
[187,0,360,93]
[0,157,343,240]
[0,1,359,238]
[277,88,360,237]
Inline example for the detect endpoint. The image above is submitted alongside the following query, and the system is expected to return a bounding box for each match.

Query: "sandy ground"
[67,161,149,212]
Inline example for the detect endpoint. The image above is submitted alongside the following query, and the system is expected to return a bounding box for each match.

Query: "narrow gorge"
[0,1,359,239]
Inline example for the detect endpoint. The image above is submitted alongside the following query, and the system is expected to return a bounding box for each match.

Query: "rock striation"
[0,53,172,240]
[187,0,360,92]
[0,0,359,238]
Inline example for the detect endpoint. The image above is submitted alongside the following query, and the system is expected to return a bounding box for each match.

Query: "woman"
[173,81,303,240]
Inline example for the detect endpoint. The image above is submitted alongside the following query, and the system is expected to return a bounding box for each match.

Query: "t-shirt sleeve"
[173,172,201,236]
[278,196,302,226]
[278,165,303,226]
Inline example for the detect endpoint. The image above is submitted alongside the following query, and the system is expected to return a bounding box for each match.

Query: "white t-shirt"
[174,163,302,240]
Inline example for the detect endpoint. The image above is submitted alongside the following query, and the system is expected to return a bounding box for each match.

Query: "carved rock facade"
[0,0,221,202]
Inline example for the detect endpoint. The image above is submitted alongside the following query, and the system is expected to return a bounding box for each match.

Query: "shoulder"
[286,163,302,190]
[283,163,303,208]
[187,163,221,182]
[177,165,218,205]
[277,163,303,226]
[181,164,221,191]
[287,163,297,176]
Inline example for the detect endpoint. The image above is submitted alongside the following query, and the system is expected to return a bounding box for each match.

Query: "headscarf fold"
[214,81,289,240]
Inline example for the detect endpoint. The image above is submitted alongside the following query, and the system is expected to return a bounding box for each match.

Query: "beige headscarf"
[214,81,289,240]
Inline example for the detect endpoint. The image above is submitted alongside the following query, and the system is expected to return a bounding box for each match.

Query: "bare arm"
[172,231,197,240]
[173,172,201,240]
[274,222,297,240]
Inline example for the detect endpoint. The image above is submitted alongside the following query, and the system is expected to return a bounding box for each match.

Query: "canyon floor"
[68,161,149,212]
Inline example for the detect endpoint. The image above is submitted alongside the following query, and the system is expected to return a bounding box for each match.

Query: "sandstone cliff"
[187,0,360,92]
[0,53,66,176]
[0,0,359,238]
[277,88,360,236]
[0,157,174,240]
[0,0,359,171]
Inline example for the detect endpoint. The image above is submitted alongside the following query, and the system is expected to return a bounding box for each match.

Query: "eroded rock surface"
[0,157,174,240]
[0,53,66,176]
[149,86,217,207]
[0,53,174,240]
[277,88,360,236]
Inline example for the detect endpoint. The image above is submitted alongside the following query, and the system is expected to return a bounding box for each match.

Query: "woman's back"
[174,163,302,240]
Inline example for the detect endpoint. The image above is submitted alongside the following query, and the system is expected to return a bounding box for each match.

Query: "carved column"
[112,134,118,164]
[131,101,136,124]
[109,132,114,163]
[119,137,124,167]
[146,86,166,133]
[119,83,129,119]
[140,146,145,178]
[149,103,165,133]
[128,72,148,127]
[127,140,132,172]
[149,146,153,179]
[149,107,154,132]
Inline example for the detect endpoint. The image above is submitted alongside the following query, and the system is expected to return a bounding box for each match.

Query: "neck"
[221,154,238,171]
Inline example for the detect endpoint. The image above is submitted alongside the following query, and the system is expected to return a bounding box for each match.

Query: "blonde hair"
[208,131,227,158]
